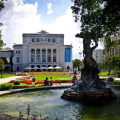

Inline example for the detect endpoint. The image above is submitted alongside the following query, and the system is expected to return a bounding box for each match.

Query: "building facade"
[13,30,73,72]
[93,49,105,63]
[109,34,120,56]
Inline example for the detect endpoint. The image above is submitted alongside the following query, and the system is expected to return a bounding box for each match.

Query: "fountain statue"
[61,31,116,105]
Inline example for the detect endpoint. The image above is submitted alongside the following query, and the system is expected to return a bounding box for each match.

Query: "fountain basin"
[61,88,116,105]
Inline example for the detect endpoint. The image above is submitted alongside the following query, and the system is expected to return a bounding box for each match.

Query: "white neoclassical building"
[12,30,73,72]
[93,49,105,63]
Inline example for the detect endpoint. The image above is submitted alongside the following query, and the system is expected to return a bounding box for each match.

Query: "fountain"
[61,31,116,105]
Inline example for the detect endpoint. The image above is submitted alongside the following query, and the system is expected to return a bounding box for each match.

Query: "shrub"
[14,80,20,85]
[0,83,12,91]
[117,71,120,78]
[106,77,114,82]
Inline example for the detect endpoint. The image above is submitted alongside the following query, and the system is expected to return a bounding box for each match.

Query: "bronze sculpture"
[61,31,116,105]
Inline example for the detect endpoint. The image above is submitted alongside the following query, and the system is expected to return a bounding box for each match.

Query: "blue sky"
[0,0,103,60]
[23,0,73,24]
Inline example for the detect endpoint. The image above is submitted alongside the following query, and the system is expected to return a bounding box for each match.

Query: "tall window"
[48,56,51,62]
[53,57,56,62]
[52,39,55,43]
[65,48,71,62]
[16,50,20,54]
[31,50,35,54]
[16,57,20,63]
[53,50,56,54]
[31,56,35,62]
[36,38,39,42]
[37,56,40,62]
[32,38,35,42]
[47,50,51,54]
[37,50,40,54]
[42,56,46,62]
[48,39,51,42]
[42,50,45,54]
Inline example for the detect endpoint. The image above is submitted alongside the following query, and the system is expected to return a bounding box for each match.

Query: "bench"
[15,73,27,76]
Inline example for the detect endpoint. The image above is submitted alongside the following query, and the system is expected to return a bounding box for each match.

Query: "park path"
[0,76,24,85]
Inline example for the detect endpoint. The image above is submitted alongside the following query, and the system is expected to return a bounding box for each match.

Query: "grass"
[100,71,114,76]
[0,73,15,78]
[35,75,72,80]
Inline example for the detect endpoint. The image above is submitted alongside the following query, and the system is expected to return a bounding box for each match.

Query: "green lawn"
[100,71,114,76]
[35,75,72,80]
[0,74,15,78]
[26,72,69,76]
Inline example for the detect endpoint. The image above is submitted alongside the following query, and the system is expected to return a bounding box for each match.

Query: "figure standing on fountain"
[83,35,98,77]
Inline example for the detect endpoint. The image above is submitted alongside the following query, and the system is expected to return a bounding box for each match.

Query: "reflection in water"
[0,88,120,120]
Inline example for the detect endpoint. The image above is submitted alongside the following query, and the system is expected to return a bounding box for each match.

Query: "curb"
[0,85,71,96]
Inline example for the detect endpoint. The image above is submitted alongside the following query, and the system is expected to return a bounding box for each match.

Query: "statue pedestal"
[61,88,116,105]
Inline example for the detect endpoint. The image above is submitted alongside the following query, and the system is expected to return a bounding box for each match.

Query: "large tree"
[71,0,120,71]
[0,0,6,51]
[71,0,120,50]
[0,58,5,78]
[72,59,83,71]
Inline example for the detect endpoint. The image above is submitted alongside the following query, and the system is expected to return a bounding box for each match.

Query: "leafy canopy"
[0,58,5,71]
[71,0,120,35]
[0,0,6,51]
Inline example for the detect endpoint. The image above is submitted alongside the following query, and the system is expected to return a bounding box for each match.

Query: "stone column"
[46,49,47,63]
[40,49,42,63]
[51,48,53,62]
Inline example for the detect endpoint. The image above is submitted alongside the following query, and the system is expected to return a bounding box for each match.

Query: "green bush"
[14,80,20,85]
[117,71,120,78]
[0,83,12,91]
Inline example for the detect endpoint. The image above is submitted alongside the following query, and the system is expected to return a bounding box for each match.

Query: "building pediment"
[29,41,59,46]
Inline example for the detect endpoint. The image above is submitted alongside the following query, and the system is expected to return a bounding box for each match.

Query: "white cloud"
[0,0,103,59]
[47,3,53,15]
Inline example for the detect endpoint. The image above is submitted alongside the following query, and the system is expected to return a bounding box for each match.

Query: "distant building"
[12,30,73,72]
[109,34,120,56]
[0,47,13,72]
[93,49,105,63]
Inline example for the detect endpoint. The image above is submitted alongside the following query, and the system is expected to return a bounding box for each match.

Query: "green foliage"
[98,62,104,70]
[105,54,120,70]
[71,0,120,34]
[72,59,83,70]
[0,1,6,51]
[14,80,20,85]
[0,58,5,71]
[0,74,15,78]
[71,0,120,54]
[117,71,120,78]
[0,83,12,91]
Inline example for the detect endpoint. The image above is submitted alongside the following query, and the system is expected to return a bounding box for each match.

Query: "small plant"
[14,80,20,85]
[0,83,12,91]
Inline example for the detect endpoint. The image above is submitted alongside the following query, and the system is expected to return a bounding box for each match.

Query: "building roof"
[22,30,64,37]
[2,47,13,51]
[13,44,23,47]
[93,49,103,52]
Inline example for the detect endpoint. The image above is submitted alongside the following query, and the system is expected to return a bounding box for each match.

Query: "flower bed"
[8,75,73,85]
[9,79,73,84]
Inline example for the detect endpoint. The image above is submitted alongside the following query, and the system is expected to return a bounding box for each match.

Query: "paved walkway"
[0,76,24,84]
